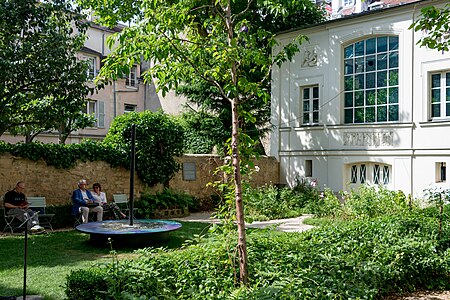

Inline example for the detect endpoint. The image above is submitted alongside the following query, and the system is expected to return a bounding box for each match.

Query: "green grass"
[0,221,211,299]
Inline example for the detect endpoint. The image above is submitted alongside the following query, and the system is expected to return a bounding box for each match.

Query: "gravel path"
[171,212,314,232]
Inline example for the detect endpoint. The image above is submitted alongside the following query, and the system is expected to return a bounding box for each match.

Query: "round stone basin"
[76,219,182,248]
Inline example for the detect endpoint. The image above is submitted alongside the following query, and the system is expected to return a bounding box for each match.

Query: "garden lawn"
[0,221,211,300]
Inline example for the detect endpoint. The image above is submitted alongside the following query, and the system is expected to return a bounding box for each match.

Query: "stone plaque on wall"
[343,132,393,147]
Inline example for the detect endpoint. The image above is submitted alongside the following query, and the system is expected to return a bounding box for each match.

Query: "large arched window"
[344,36,399,123]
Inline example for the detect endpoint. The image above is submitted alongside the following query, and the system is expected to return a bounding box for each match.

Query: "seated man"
[71,179,103,223]
[4,181,44,233]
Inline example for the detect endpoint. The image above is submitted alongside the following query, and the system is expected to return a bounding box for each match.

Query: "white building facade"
[270,0,450,197]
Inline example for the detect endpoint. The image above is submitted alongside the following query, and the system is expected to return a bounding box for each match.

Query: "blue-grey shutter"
[98,101,105,128]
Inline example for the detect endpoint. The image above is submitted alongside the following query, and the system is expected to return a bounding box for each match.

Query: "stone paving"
[172,211,314,232]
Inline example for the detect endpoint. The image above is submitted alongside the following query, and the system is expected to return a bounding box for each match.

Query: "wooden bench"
[27,197,55,231]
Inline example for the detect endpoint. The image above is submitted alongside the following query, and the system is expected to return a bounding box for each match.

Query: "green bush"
[176,110,228,154]
[0,140,124,169]
[304,188,341,217]
[103,111,184,186]
[340,185,410,219]
[244,179,320,221]
[136,188,198,218]
[65,267,108,300]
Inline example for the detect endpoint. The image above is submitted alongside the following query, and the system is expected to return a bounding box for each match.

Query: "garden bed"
[154,207,190,219]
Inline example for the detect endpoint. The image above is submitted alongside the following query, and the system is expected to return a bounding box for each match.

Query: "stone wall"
[0,153,279,206]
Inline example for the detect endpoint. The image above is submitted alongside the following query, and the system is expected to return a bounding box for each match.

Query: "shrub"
[103,111,184,186]
[136,188,198,218]
[304,188,341,217]
[340,185,410,219]
[65,268,108,300]
[244,184,306,221]
[0,140,125,170]
[244,179,321,221]
[176,110,228,154]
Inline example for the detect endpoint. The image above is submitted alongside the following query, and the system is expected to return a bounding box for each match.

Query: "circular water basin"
[76,219,182,247]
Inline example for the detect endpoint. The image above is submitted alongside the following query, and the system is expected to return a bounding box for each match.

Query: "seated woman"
[91,183,127,219]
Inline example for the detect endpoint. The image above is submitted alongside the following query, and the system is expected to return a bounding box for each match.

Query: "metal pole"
[23,220,28,299]
[129,124,136,226]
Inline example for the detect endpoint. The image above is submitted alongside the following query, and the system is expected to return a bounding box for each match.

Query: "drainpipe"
[113,80,117,117]
[101,31,105,56]
[410,5,418,198]
[144,81,147,111]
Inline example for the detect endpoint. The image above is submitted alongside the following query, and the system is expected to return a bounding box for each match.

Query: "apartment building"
[1,22,186,144]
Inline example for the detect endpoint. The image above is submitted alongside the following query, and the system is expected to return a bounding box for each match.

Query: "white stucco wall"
[271,0,450,198]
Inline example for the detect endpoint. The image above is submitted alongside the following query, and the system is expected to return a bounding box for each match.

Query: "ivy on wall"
[0,111,184,186]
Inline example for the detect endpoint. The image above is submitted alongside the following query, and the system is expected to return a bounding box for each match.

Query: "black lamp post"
[23,224,28,300]
[129,124,136,226]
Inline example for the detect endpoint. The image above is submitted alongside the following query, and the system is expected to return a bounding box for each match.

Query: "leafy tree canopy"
[176,1,324,153]
[103,111,184,186]
[410,3,450,52]
[0,0,96,142]
[81,0,324,154]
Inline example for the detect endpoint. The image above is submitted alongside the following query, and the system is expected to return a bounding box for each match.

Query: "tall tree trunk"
[224,0,248,285]
[231,99,248,285]
[58,127,68,144]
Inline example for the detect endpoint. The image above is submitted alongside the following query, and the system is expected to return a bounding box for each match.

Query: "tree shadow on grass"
[0,221,212,299]
[0,221,212,269]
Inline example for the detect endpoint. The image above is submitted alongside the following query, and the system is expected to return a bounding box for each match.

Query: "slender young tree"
[79,0,310,284]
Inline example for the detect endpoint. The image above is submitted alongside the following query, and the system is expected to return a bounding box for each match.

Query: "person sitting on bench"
[71,179,103,223]
[4,181,44,233]
[91,182,127,219]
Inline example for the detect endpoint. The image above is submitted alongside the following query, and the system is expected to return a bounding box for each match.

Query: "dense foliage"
[0,0,97,142]
[66,206,450,299]
[244,179,320,221]
[245,181,411,221]
[176,110,228,154]
[0,140,123,169]
[136,188,199,218]
[410,2,450,52]
[103,111,184,186]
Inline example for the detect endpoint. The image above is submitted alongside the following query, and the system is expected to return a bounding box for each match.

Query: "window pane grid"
[360,164,366,184]
[374,164,380,184]
[349,163,391,185]
[302,85,319,125]
[431,72,450,119]
[383,166,390,184]
[86,57,96,79]
[126,66,138,87]
[351,165,357,183]
[344,36,399,124]
[84,100,98,127]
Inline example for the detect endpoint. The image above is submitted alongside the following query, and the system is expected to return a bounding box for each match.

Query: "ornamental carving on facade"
[301,49,318,67]
[343,132,393,147]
